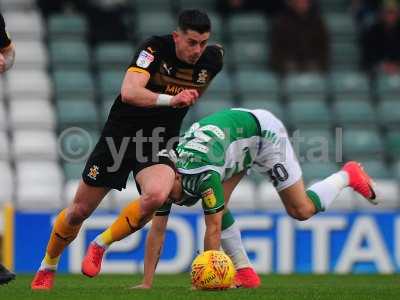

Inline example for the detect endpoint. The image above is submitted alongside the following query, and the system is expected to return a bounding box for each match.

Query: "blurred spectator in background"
[217,0,285,16]
[37,0,80,16]
[269,0,330,75]
[352,0,381,31]
[83,0,130,43]
[38,0,129,42]
[361,0,400,74]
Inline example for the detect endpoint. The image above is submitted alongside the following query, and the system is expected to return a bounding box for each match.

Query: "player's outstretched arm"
[132,214,169,289]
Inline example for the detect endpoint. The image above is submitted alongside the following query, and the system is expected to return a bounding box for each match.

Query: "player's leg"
[279,178,331,220]
[31,180,109,289]
[222,171,245,205]
[220,172,260,288]
[251,109,377,220]
[96,164,175,246]
[280,161,377,220]
[82,164,175,277]
[0,263,15,285]
[221,172,250,270]
[135,164,176,217]
[221,173,250,270]
[268,136,374,219]
[261,116,376,218]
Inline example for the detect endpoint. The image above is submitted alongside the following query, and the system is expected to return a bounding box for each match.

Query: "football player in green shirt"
[85,108,378,288]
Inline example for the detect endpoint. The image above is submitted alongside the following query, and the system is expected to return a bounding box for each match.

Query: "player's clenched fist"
[170,89,199,108]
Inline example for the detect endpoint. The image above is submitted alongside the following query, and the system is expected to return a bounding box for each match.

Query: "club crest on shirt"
[88,165,100,180]
[136,50,154,68]
[202,188,217,208]
[197,69,208,84]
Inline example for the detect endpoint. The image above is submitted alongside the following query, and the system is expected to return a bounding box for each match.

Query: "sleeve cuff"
[155,210,171,216]
[203,205,225,215]
[127,67,150,76]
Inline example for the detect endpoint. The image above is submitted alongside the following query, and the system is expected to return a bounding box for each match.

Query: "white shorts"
[237,108,303,192]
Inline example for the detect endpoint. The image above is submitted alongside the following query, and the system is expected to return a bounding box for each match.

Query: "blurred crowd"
[356,0,400,74]
[36,0,400,76]
[37,0,131,42]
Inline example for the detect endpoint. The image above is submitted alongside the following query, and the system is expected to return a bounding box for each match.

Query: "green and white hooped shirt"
[156,108,262,216]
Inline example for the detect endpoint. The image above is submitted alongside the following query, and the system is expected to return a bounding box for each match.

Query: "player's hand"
[170,89,199,108]
[129,283,152,289]
[0,53,6,73]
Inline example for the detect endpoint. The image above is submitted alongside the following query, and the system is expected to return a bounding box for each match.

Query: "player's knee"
[287,206,314,221]
[146,189,169,207]
[67,203,93,225]
[141,188,169,213]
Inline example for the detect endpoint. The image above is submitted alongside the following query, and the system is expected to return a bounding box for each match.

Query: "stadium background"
[0,0,399,275]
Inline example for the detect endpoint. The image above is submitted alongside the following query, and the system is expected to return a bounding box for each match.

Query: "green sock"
[306,190,324,212]
[306,171,349,212]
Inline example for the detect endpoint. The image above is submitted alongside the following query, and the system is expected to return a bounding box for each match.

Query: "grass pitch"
[1,274,399,300]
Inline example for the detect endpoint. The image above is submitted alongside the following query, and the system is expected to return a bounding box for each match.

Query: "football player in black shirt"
[32,9,224,290]
[0,12,16,286]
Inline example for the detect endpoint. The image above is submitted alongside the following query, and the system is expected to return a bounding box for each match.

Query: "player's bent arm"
[0,42,15,73]
[121,70,199,108]
[120,70,159,107]
[141,214,169,288]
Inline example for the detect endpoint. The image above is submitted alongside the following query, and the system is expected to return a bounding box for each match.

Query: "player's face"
[173,29,210,65]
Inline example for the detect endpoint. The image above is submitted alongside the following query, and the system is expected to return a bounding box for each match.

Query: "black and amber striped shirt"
[105,34,224,138]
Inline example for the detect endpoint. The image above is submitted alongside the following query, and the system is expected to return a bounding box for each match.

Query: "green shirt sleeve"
[155,201,172,216]
[160,171,224,215]
[198,171,225,215]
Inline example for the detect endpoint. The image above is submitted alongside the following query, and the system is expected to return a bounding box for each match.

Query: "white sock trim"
[94,236,109,250]
[308,171,349,211]
[39,259,57,271]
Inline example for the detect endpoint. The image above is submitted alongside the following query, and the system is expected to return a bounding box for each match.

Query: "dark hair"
[178,9,211,33]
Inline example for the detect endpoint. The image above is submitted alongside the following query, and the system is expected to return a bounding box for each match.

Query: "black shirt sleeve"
[206,44,224,75]
[127,37,162,75]
[0,13,11,49]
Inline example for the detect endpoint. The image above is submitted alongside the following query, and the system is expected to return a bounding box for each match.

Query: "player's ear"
[172,30,179,42]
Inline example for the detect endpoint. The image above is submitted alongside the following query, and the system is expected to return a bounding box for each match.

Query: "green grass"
[1,274,400,300]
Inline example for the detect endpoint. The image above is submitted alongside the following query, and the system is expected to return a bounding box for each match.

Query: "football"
[190,250,236,290]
